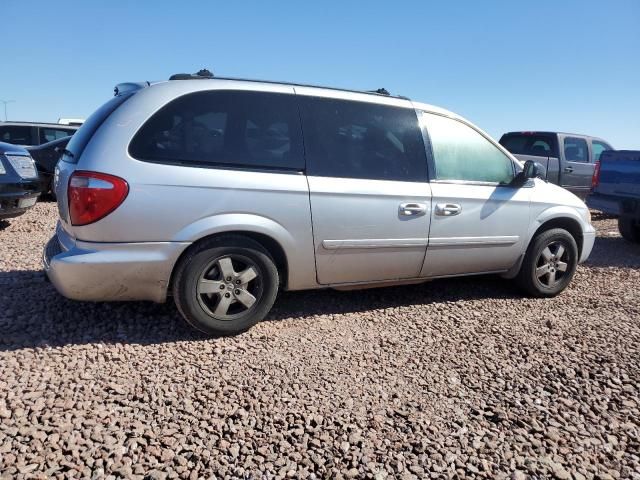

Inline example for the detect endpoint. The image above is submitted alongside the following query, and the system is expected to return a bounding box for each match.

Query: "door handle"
[564,166,573,173]
[399,203,427,216]
[435,203,462,216]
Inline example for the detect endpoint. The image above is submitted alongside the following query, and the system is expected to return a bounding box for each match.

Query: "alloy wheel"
[196,255,263,320]
[535,241,570,288]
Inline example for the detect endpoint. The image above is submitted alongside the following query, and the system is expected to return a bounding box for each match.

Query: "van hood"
[532,178,587,210]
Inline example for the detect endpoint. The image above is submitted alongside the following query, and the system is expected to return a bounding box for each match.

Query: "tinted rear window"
[129,90,304,171]
[299,96,427,182]
[499,133,558,157]
[0,125,35,146]
[63,93,133,163]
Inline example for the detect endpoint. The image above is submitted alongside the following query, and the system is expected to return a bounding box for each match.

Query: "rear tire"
[516,228,578,297]
[618,216,640,243]
[173,235,279,336]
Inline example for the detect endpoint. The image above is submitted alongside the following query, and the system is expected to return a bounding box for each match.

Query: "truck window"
[39,128,74,144]
[564,137,589,163]
[499,133,558,157]
[592,140,613,162]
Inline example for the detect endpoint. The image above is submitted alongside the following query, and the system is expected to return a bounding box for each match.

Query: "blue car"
[0,141,41,220]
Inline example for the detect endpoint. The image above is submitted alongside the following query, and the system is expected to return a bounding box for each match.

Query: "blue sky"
[3,0,639,148]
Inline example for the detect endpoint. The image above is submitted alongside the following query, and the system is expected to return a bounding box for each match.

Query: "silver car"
[44,72,596,335]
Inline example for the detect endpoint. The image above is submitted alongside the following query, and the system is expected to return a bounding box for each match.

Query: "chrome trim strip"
[428,236,519,247]
[322,238,428,250]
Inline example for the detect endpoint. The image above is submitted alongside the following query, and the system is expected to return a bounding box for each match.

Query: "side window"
[423,113,514,184]
[39,128,73,144]
[563,137,589,163]
[0,126,34,145]
[592,140,612,162]
[299,96,427,182]
[129,90,304,171]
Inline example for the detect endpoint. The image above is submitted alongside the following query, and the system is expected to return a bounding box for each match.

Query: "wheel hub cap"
[196,255,262,320]
[535,241,569,288]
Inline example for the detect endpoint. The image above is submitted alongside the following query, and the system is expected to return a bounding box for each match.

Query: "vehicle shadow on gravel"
[0,270,522,351]
[586,236,640,269]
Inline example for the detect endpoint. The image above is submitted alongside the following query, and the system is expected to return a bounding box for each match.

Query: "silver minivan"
[44,72,596,335]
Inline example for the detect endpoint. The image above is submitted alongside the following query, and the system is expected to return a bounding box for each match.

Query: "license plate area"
[18,197,37,208]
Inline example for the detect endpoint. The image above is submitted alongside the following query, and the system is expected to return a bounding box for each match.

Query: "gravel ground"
[1,203,639,480]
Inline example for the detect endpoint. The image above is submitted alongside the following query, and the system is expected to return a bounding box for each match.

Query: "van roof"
[167,70,409,100]
[115,73,461,124]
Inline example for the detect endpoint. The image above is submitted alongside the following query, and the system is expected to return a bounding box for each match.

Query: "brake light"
[68,171,129,226]
[591,162,601,190]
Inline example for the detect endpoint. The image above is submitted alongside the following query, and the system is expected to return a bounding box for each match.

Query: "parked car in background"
[588,150,640,243]
[499,131,613,199]
[27,136,71,198]
[44,72,595,336]
[0,141,41,220]
[0,122,78,147]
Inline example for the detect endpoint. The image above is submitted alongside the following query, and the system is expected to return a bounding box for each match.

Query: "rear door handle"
[564,166,573,173]
[399,203,427,216]
[435,203,462,216]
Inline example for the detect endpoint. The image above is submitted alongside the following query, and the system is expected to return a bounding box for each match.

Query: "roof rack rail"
[165,71,409,100]
[169,68,214,81]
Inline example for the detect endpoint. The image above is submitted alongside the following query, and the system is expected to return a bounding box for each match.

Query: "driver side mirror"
[512,160,540,186]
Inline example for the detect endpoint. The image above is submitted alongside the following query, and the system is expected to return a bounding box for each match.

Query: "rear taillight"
[591,161,601,190]
[68,171,129,226]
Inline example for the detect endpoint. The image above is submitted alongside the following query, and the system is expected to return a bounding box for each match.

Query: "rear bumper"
[586,193,621,216]
[0,188,40,219]
[43,223,190,303]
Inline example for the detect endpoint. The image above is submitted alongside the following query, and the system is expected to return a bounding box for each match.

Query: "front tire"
[173,236,279,335]
[516,228,578,297]
[618,216,640,243]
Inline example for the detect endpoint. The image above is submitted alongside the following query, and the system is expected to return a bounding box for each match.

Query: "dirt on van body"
[1,204,639,479]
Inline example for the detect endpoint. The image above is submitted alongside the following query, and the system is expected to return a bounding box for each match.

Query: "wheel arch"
[168,229,289,294]
[503,210,586,280]
[530,216,584,257]
[168,213,296,293]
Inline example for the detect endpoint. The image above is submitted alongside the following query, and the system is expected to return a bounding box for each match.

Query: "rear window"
[63,93,133,164]
[129,90,304,171]
[299,96,427,182]
[39,127,75,144]
[0,125,35,146]
[499,133,558,158]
